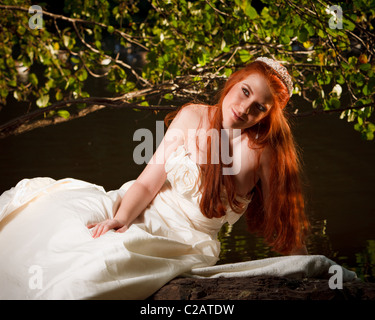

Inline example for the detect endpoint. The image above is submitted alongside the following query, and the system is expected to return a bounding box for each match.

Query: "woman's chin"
[222,120,245,131]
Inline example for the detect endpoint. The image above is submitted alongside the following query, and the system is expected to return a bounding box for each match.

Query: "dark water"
[1,90,374,281]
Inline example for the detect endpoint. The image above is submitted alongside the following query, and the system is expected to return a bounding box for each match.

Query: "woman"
[0,57,309,300]
[90,57,309,255]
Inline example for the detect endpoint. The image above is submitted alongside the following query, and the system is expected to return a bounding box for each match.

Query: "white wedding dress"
[0,145,251,299]
[0,145,357,300]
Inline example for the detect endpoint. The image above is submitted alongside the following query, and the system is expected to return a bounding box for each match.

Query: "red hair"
[165,61,309,254]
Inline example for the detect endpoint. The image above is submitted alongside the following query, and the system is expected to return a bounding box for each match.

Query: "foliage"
[355,240,375,282]
[0,0,374,139]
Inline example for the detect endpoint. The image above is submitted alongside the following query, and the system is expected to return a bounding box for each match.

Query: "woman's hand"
[87,219,128,238]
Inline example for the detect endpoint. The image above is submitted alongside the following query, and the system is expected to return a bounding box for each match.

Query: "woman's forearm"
[114,181,157,228]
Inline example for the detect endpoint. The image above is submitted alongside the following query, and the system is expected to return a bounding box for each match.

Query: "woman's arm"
[88,174,165,238]
[89,106,196,238]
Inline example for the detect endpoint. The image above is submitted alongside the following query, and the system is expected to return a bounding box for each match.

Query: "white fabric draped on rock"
[185,255,357,280]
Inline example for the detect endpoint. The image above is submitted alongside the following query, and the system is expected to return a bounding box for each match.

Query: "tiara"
[255,57,293,97]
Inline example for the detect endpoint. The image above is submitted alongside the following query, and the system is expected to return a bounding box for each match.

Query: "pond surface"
[0,87,374,281]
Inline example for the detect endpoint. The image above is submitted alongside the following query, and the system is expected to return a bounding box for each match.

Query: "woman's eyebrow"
[243,82,251,93]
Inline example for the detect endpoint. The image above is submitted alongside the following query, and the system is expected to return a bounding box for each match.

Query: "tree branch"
[204,0,233,18]
[0,98,178,139]
[293,103,374,117]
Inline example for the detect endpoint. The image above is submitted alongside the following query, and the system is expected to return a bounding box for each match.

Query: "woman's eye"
[257,104,266,112]
[242,88,249,97]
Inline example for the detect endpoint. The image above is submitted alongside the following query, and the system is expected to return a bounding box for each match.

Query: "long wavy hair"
[165,60,309,254]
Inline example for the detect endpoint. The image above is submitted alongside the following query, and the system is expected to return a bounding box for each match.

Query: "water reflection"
[355,240,375,282]
[217,216,334,264]
[218,220,276,263]
[218,216,375,281]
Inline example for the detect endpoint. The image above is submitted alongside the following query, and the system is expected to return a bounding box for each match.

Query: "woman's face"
[221,72,273,131]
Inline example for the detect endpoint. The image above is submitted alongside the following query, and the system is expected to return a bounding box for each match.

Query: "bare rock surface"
[150,276,375,300]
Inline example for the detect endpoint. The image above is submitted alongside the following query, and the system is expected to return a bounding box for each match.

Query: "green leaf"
[45,79,55,91]
[336,73,345,84]
[221,38,226,51]
[280,35,290,45]
[344,19,356,31]
[223,68,232,78]
[95,40,102,49]
[115,67,126,79]
[357,116,363,126]
[359,63,371,71]
[366,131,374,140]
[70,56,80,64]
[63,35,70,48]
[330,97,341,109]
[0,88,8,99]
[164,93,173,100]
[305,24,315,36]
[368,122,375,133]
[368,77,375,92]
[354,122,361,131]
[36,94,49,108]
[298,27,309,43]
[17,25,26,35]
[317,29,326,38]
[348,56,358,65]
[363,85,369,96]
[81,91,90,98]
[65,77,75,90]
[235,0,258,19]
[26,46,34,61]
[107,26,115,34]
[6,57,15,68]
[197,53,207,66]
[244,4,258,19]
[238,50,251,63]
[125,81,136,91]
[57,110,70,119]
[55,90,63,101]
[8,79,17,87]
[76,69,88,81]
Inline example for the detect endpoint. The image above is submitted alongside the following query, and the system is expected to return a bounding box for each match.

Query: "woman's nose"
[238,102,251,115]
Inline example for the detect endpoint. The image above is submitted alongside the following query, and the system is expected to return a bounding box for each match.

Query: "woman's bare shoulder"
[174,103,211,128]
[178,103,210,116]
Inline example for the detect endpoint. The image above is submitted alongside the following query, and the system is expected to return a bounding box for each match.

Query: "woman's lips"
[231,108,245,121]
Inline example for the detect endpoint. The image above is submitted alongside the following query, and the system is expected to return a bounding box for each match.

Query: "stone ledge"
[150,276,375,300]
